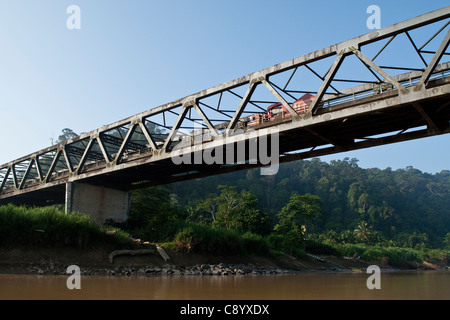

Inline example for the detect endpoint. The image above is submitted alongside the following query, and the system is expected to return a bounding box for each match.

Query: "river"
[0,270,448,300]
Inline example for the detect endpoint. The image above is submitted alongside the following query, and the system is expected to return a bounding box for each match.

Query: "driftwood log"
[108,246,171,263]
[156,245,171,262]
[108,249,156,263]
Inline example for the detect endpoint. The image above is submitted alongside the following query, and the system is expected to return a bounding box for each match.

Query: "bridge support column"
[65,182,130,224]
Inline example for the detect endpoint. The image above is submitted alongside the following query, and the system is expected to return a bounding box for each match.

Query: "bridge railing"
[320,62,450,109]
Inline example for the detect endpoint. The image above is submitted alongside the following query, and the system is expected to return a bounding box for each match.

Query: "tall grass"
[0,204,133,249]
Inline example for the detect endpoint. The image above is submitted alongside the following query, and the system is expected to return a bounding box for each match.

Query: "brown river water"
[0,270,448,300]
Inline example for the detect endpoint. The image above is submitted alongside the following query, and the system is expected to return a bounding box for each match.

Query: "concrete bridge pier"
[65,182,130,224]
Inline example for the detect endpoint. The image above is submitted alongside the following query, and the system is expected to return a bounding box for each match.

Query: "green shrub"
[424,249,449,262]
[333,243,367,258]
[362,247,385,261]
[265,233,305,257]
[174,224,239,254]
[304,240,340,256]
[173,223,269,256]
[241,232,269,254]
[329,243,427,263]
[383,246,422,263]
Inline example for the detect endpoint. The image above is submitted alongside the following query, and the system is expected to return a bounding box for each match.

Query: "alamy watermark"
[66,265,81,290]
[366,265,381,290]
[367,5,381,30]
[66,5,81,30]
[170,128,280,176]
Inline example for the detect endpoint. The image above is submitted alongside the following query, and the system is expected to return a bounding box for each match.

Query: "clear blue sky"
[0,0,448,174]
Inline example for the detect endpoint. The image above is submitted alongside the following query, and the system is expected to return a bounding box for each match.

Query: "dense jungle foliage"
[135,157,450,251]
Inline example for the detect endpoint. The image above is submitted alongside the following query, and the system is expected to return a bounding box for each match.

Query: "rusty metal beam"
[162,105,189,151]
[351,49,409,94]
[412,102,442,133]
[138,121,159,151]
[226,82,257,132]
[307,53,346,116]
[115,123,138,164]
[0,167,11,193]
[262,79,298,117]
[19,159,34,190]
[192,102,219,137]
[417,28,450,88]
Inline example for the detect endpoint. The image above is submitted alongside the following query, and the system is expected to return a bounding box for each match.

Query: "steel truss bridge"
[1,7,450,211]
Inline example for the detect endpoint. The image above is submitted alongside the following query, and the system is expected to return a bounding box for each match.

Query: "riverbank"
[0,245,447,276]
[1,204,448,277]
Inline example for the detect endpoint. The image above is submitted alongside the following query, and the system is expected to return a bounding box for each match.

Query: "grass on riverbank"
[0,204,134,249]
[133,219,449,266]
[1,204,448,267]
[330,243,449,265]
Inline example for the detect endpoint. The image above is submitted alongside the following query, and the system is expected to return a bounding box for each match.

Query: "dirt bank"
[2,244,445,276]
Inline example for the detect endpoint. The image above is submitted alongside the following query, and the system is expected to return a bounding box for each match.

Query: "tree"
[128,186,182,228]
[274,193,324,238]
[196,196,218,223]
[354,221,373,244]
[443,233,450,249]
[212,185,270,234]
[396,231,429,249]
[55,128,78,144]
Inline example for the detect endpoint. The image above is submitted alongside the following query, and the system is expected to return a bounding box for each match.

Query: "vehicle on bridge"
[247,93,315,127]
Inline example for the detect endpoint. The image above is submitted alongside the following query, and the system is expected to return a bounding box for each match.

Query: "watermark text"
[66,265,81,290]
[366,265,381,290]
[66,5,81,30]
[367,5,381,30]
[171,128,280,176]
